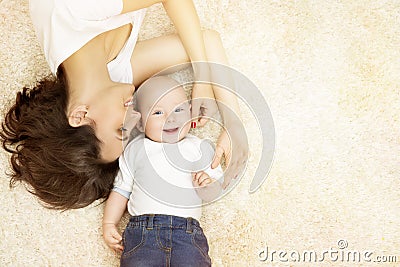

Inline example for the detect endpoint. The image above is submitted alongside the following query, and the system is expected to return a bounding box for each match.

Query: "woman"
[1,0,244,209]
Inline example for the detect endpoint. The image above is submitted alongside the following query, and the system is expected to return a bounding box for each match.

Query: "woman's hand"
[191,83,219,126]
[103,223,124,253]
[212,127,248,189]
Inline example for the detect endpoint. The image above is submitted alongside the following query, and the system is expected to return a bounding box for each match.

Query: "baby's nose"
[166,113,176,122]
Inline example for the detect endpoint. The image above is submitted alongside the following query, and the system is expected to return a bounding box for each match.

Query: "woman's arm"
[122,0,207,64]
[163,1,246,186]
[162,0,208,65]
[121,0,161,14]
[162,0,220,125]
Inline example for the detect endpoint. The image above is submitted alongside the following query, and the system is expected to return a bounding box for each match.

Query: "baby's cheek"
[180,124,191,139]
[182,113,192,125]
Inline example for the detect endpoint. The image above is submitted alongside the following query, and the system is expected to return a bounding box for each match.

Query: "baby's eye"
[175,107,184,112]
[119,126,127,132]
[153,110,163,115]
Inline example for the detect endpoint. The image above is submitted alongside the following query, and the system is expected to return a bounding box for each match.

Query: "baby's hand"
[192,171,222,202]
[192,171,214,187]
[103,223,123,252]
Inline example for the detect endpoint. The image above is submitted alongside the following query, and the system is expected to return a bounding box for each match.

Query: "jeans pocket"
[121,226,146,259]
[191,228,212,263]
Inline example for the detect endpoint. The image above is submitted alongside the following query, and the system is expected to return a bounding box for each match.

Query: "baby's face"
[141,87,191,143]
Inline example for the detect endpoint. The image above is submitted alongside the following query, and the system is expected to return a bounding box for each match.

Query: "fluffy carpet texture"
[1,0,399,266]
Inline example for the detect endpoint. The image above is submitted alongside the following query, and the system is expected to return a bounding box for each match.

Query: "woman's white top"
[29,0,146,75]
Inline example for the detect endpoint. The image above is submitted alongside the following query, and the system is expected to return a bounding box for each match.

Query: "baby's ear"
[68,105,89,127]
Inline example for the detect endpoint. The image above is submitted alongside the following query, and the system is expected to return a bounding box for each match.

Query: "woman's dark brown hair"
[0,70,119,210]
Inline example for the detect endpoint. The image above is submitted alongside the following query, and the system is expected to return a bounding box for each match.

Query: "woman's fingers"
[204,123,249,189]
[222,151,247,189]
[196,117,209,127]
[191,84,219,127]
[190,99,213,127]
[211,144,225,169]
[191,99,202,121]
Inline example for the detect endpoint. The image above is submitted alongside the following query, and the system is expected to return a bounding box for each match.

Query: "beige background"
[1,0,399,266]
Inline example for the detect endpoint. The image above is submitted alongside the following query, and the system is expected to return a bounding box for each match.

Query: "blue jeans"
[120,214,212,267]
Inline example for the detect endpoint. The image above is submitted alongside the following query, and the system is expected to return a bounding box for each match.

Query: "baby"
[102,76,223,267]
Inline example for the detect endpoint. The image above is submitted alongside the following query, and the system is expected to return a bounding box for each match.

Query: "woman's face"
[87,83,140,162]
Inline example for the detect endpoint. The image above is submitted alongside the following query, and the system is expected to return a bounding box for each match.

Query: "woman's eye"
[153,111,163,115]
[119,126,127,132]
[175,107,183,112]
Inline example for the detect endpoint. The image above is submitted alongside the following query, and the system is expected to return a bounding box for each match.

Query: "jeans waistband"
[128,214,200,233]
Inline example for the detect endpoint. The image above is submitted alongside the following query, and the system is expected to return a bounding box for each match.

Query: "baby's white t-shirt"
[114,134,224,220]
[29,0,146,75]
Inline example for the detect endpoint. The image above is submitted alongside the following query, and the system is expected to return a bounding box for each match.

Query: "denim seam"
[191,228,212,264]
[155,226,171,252]
[121,226,147,259]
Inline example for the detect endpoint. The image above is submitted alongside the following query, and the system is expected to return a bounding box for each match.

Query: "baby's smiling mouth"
[163,127,179,134]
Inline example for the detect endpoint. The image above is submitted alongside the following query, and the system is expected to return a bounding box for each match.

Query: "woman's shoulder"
[29,0,144,74]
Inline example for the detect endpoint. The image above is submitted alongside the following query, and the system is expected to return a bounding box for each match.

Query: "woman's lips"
[124,97,134,107]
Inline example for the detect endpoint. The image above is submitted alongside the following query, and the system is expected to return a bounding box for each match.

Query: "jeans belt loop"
[147,214,154,230]
[186,217,193,234]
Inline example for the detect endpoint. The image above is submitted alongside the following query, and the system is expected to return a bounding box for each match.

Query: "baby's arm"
[102,191,128,252]
[192,171,223,203]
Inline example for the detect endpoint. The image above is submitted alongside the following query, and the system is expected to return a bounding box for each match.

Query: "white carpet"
[1,0,399,266]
